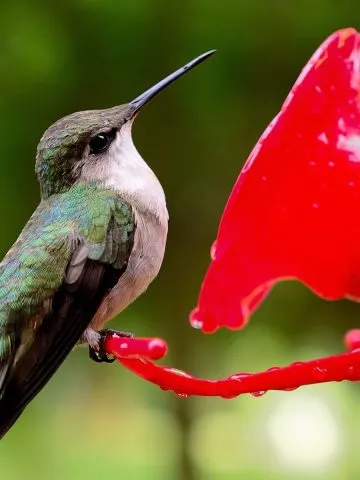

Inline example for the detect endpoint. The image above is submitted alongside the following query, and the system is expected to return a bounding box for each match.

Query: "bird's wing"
[0,186,135,437]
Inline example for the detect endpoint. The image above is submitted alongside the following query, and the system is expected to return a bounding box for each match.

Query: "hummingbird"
[0,50,215,438]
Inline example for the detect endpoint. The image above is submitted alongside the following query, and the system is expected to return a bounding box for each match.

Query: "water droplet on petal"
[189,309,204,330]
[191,319,203,330]
[267,367,281,373]
[210,241,217,260]
[338,117,346,131]
[328,160,335,167]
[250,391,267,397]
[318,132,329,144]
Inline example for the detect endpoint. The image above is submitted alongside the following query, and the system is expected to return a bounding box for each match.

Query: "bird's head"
[36,51,216,204]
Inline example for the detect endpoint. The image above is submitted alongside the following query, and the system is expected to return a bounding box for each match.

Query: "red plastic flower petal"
[191,28,360,333]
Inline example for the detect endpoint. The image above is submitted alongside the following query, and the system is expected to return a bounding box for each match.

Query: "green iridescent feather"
[0,181,134,359]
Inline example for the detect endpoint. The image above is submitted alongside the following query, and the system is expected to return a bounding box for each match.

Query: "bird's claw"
[89,329,134,363]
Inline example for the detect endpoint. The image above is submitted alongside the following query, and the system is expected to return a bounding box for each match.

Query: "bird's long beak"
[130,50,216,114]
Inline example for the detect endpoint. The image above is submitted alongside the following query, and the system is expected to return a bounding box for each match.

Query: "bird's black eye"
[89,129,116,155]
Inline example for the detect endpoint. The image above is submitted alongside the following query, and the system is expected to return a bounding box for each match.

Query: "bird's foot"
[89,329,134,363]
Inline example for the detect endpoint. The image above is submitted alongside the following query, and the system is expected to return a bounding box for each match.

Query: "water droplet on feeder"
[318,132,329,144]
[164,368,192,378]
[175,392,189,399]
[210,241,218,260]
[250,391,267,397]
[291,362,305,368]
[228,373,250,381]
[191,319,203,330]
[312,366,327,380]
[189,309,204,330]
[220,392,239,399]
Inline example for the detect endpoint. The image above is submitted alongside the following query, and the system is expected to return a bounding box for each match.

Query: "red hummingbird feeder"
[105,28,360,398]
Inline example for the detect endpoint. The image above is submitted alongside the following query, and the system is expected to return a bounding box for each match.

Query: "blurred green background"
[1,1,360,479]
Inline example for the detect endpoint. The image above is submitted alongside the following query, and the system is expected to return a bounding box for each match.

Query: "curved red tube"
[105,333,360,398]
